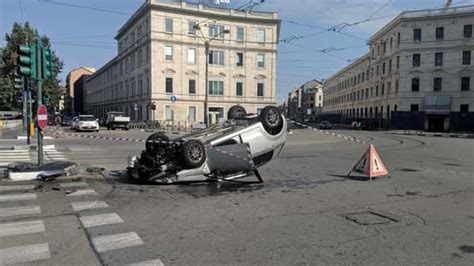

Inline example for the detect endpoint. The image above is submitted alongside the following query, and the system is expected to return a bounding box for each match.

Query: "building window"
[236,52,244,66]
[165,78,173,93]
[461,77,470,91]
[396,56,400,69]
[389,59,392,73]
[209,25,224,39]
[257,83,264,97]
[460,104,469,112]
[188,106,196,122]
[187,48,196,64]
[464,25,472,38]
[209,81,224,96]
[412,53,421,67]
[462,50,471,65]
[236,27,244,42]
[188,21,197,35]
[164,45,173,62]
[165,18,173,33]
[188,79,196,95]
[256,29,265,43]
[435,52,443,67]
[256,54,265,68]
[435,27,444,40]
[413,28,422,41]
[382,83,385,95]
[434,77,442,91]
[410,104,419,111]
[236,82,243,96]
[374,86,377,97]
[382,62,386,75]
[165,105,173,120]
[209,50,224,65]
[411,78,420,92]
[397,32,401,45]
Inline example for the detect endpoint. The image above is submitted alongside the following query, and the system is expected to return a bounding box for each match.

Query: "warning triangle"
[348,144,389,181]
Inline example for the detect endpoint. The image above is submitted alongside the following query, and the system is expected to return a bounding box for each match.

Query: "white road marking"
[0,243,50,265]
[66,189,98,197]
[0,184,36,192]
[0,220,45,237]
[71,201,109,212]
[80,213,124,228]
[0,192,37,202]
[92,232,144,253]
[129,259,165,266]
[0,206,41,218]
[59,181,89,188]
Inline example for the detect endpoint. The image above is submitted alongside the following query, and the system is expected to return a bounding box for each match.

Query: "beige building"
[64,67,96,114]
[323,5,473,131]
[287,79,323,119]
[84,0,280,124]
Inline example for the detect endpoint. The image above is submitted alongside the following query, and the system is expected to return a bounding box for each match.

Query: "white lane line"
[66,189,98,197]
[0,243,50,265]
[59,181,89,188]
[71,201,109,212]
[0,184,36,192]
[80,213,124,228]
[0,220,45,237]
[0,206,41,218]
[129,259,165,266]
[92,232,144,253]
[0,193,37,202]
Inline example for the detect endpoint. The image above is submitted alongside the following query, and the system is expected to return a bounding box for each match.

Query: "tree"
[0,22,64,111]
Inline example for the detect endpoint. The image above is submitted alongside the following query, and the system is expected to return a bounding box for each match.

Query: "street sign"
[133,103,139,111]
[170,95,177,103]
[37,105,48,130]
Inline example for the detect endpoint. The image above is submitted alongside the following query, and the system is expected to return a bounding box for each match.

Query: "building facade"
[323,5,473,131]
[287,79,323,120]
[84,0,280,124]
[64,67,96,114]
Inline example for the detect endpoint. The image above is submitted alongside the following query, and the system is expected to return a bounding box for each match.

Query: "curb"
[7,163,79,181]
[290,120,369,145]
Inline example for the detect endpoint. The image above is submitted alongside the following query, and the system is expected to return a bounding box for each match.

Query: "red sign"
[37,105,48,130]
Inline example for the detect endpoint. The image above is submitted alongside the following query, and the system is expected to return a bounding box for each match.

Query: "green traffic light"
[16,44,37,79]
[42,48,53,79]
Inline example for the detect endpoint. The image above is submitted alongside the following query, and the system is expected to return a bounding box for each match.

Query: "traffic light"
[43,96,49,105]
[41,48,53,80]
[14,73,23,90]
[17,45,37,79]
[16,90,23,103]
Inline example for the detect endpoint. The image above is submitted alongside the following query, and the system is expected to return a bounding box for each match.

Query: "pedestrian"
[55,115,62,130]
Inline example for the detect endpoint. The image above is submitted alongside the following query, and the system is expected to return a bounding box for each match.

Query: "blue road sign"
[133,103,139,111]
[170,95,177,103]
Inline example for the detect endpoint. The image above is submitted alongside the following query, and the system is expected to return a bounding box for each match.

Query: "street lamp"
[194,24,230,127]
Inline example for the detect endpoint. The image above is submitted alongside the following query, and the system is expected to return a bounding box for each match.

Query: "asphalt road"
[1,123,473,265]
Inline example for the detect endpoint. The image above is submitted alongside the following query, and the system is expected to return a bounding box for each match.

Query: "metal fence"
[127,120,197,134]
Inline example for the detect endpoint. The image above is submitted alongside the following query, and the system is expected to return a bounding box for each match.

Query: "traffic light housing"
[43,96,50,105]
[14,73,23,90]
[17,45,37,79]
[42,48,53,80]
[16,90,23,103]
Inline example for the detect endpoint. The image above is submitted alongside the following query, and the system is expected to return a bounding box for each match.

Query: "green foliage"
[0,22,64,111]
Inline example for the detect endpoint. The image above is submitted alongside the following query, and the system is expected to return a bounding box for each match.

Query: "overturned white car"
[127,105,287,183]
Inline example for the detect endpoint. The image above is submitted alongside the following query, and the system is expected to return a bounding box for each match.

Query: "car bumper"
[78,126,99,131]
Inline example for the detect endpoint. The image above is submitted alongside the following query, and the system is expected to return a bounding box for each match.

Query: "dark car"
[319,121,332,129]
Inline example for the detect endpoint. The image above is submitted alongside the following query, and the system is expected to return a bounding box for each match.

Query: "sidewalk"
[386,130,474,138]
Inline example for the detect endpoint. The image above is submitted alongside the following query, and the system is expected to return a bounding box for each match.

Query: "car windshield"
[80,116,96,121]
[109,112,125,118]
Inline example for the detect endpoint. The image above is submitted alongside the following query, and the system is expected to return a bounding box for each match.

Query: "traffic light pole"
[36,43,44,166]
[22,77,27,135]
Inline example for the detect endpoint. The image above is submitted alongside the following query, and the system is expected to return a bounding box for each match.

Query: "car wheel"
[227,105,247,120]
[181,139,206,168]
[259,106,284,135]
[145,133,169,153]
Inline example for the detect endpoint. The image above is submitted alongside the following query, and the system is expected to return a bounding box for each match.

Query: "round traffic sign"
[170,95,177,103]
[37,105,48,130]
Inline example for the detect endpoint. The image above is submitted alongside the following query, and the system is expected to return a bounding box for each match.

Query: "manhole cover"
[345,211,400,225]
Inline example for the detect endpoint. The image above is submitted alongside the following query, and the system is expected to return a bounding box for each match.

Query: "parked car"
[127,105,287,184]
[70,117,79,130]
[319,121,332,129]
[76,115,99,132]
[62,117,72,127]
[106,111,130,130]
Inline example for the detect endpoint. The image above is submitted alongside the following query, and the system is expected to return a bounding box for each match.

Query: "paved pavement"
[0,124,473,264]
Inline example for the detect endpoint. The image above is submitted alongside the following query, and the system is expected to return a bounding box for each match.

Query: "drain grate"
[344,210,400,225]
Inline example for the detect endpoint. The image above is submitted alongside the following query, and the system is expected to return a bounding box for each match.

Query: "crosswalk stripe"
[0,193,37,202]
[92,232,144,253]
[0,243,50,265]
[67,189,98,197]
[0,184,36,192]
[59,182,88,188]
[129,259,165,266]
[80,213,124,228]
[71,201,109,212]
[0,206,41,218]
[0,220,45,237]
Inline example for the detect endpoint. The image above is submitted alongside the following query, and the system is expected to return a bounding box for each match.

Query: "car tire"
[145,133,169,153]
[181,139,206,168]
[259,106,284,135]
[227,105,247,120]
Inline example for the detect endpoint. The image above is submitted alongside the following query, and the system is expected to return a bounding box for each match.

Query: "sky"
[1,0,473,104]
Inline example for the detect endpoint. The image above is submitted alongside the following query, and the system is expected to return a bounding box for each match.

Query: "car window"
[79,116,96,121]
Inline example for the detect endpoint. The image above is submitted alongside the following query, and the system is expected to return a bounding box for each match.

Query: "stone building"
[64,67,96,114]
[323,5,473,131]
[287,79,323,120]
[84,0,280,124]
